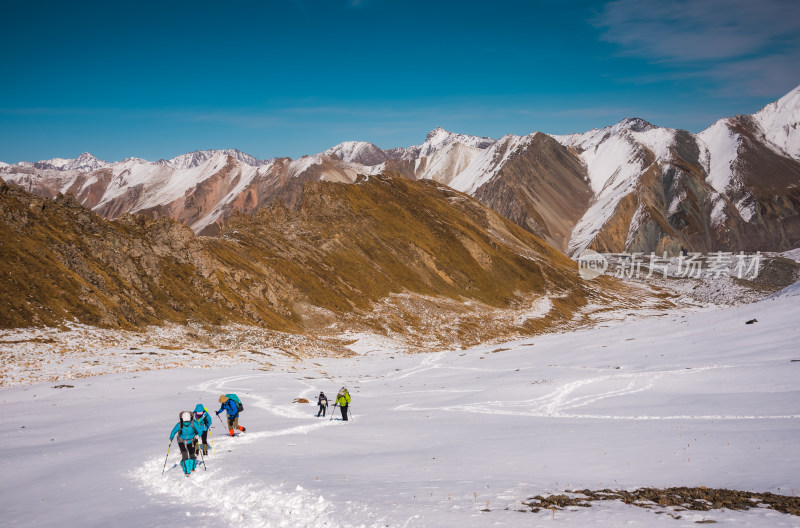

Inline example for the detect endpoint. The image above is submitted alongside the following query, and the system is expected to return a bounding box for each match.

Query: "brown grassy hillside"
[0,174,636,345]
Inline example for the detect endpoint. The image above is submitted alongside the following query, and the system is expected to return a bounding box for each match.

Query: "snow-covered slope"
[448,133,534,194]
[694,90,800,237]
[400,126,495,160]
[552,120,712,255]
[1,290,799,526]
[752,85,800,159]
[696,120,738,194]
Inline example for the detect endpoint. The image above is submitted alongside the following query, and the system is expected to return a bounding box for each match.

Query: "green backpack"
[226,393,244,412]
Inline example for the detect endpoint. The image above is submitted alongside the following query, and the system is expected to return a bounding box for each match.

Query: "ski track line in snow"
[394,366,800,421]
[374,351,447,382]
[192,375,341,439]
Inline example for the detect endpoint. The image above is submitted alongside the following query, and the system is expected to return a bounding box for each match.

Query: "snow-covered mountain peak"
[21,152,110,172]
[553,117,660,154]
[120,157,149,165]
[752,83,800,159]
[324,141,387,166]
[424,126,451,143]
[416,127,494,158]
[617,117,656,133]
[159,149,262,170]
[73,152,102,168]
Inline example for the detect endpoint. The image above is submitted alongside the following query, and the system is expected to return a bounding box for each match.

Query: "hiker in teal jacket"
[170,411,202,474]
[192,404,212,455]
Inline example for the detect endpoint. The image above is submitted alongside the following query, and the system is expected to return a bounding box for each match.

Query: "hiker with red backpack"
[216,394,246,436]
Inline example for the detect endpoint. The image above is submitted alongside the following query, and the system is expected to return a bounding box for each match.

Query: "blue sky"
[1,0,798,163]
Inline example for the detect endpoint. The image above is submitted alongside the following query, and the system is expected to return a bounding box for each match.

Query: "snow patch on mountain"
[767,279,800,299]
[630,127,678,162]
[752,84,800,159]
[708,193,728,228]
[554,119,660,195]
[324,141,387,166]
[402,127,494,160]
[554,118,656,153]
[697,120,741,194]
[448,134,533,194]
[417,140,490,186]
[560,122,666,256]
[288,155,321,178]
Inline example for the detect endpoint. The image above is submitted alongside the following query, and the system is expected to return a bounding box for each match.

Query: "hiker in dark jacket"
[170,411,202,474]
[316,391,328,417]
[216,394,245,437]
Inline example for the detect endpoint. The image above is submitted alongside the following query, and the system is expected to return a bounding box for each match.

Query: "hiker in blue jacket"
[216,394,246,437]
[170,411,202,474]
[192,404,212,455]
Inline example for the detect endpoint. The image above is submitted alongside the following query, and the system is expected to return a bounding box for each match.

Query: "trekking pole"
[349,405,355,421]
[161,439,173,475]
[199,445,207,471]
[209,429,215,455]
[329,404,337,421]
[216,413,226,430]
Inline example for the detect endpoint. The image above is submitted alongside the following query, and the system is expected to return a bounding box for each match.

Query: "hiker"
[216,394,246,437]
[335,387,351,421]
[316,391,328,417]
[170,411,202,474]
[192,404,212,455]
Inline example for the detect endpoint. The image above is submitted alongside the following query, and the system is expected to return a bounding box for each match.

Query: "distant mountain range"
[3,85,799,256]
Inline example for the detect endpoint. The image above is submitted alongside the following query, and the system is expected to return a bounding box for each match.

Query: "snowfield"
[1,287,799,527]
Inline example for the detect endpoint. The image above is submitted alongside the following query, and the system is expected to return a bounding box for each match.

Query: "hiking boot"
[229,429,235,437]
[239,426,246,433]
[202,444,209,455]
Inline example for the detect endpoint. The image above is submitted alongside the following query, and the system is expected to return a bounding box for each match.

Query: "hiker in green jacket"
[335,387,351,421]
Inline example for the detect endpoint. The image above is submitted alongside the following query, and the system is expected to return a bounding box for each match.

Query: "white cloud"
[597,0,800,61]
[595,0,800,95]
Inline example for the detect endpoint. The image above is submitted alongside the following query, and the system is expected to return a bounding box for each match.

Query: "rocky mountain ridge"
[3,86,799,254]
[0,174,645,346]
